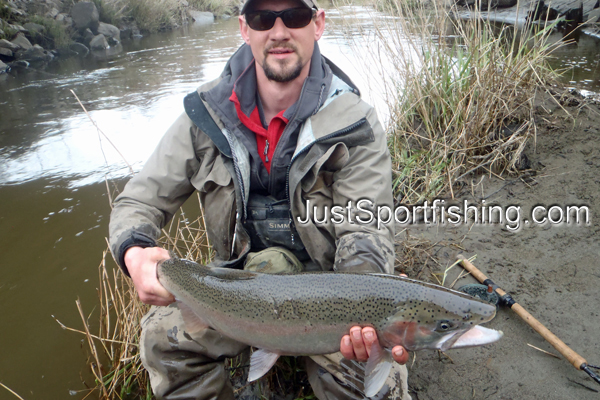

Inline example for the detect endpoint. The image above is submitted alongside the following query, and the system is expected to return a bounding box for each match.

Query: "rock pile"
[0,0,227,75]
[0,0,126,72]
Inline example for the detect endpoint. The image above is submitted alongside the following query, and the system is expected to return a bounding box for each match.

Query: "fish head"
[380,284,502,352]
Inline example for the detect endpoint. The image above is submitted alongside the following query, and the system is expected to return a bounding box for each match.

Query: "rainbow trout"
[158,258,502,397]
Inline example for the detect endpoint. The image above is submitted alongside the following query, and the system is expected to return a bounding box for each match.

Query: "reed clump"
[349,0,563,204]
[61,194,213,399]
[188,0,240,17]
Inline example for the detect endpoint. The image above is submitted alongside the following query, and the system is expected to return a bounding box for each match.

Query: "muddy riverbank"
[399,92,600,399]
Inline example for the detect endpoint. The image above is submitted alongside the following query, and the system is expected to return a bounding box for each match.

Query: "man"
[109,0,410,398]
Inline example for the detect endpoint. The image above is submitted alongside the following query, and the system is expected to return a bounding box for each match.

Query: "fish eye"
[436,320,455,332]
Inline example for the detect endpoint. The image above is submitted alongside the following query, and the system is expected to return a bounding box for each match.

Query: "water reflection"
[0,20,244,186]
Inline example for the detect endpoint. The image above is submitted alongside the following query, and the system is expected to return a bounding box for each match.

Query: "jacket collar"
[203,42,333,131]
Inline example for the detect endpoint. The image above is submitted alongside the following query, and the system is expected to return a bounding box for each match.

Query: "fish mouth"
[446,326,504,350]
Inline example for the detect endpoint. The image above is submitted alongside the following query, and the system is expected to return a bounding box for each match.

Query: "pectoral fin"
[364,344,393,398]
[248,349,280,382]
[177,301,209,333]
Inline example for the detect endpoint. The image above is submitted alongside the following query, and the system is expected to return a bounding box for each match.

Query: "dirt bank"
[399,92,600,399]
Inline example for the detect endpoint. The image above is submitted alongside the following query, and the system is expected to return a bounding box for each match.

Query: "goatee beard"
[262,43,303,83]
[263,60,303,82]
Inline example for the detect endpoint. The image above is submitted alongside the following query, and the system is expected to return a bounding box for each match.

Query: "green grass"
[29,15,72,48]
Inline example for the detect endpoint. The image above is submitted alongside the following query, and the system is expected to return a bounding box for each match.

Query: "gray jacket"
[109,43,395,275]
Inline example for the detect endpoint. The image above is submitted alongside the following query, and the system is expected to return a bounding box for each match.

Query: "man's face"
[240,0,325,83]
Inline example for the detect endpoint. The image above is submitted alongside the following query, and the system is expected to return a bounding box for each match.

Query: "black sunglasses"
[245,8,316,31]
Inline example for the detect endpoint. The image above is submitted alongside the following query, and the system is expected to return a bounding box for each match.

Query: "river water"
[0,4,598,399]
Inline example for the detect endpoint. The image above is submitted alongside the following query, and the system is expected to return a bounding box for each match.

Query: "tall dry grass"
[342,0,564,204]
[58,194,213,399]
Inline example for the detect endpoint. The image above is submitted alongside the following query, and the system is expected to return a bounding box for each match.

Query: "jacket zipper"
[222,128,247,220]
[285,117,368,244]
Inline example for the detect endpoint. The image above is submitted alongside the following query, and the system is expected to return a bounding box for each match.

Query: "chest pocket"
[243,193,309,261]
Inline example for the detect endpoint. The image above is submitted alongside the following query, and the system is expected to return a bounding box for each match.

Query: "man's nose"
[270,16,290,39]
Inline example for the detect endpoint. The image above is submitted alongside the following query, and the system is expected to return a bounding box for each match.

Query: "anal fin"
[364,344,393,398]
[248,349,280,382]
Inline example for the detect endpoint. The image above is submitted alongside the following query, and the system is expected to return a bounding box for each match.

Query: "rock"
[11,33,32,50]
[46,7,60,19]
[0,47,13,59]
[120,23,141,40]
[55,47,76,57]
[89,33,108,50]
[97,22,120,45]
[0,38,20,52]
[9,7,27,18]
[18,44,53,62]
[188,10,214,25]
[70,1,100,31]
[494,0,518,7]
[586,7,600,23]
[23,22,47,36]
[9,60,30,69]
[69,42,89,56]
[10,23,27,33]
[55,12,73,26]
[0,59,9,73]
[92,42,122,58]
[82,28,95,44]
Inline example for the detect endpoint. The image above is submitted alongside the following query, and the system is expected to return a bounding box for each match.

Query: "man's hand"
[124,246,174,306]
[340,326,409,365]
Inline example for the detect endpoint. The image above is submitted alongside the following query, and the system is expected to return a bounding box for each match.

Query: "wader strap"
[184,91,232,158]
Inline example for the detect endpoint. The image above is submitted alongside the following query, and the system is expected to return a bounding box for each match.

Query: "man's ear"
[239,15,251,44]
[314,9,325,41]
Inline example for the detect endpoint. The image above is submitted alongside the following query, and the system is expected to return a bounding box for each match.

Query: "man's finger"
[151,284,175,303]
[349,326,368,361]
[340,335,355,360]
[391,345,409,365]
[361,327,377,357]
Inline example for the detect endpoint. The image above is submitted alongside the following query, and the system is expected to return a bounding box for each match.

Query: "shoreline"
[0,0,239,73]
